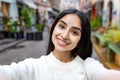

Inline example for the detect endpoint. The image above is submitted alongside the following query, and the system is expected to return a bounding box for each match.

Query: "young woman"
[0,9,120,80]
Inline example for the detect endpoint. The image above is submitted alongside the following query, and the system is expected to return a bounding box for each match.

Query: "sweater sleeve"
[0,58,36,80]
[84,58,111,80]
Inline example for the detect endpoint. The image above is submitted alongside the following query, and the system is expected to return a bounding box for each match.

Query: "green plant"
[36,19,45,32]
[7,19,19,33]
[103,28,120,44]
[90,16,102,31]
[36,24,43,32]
[21,7,35,29]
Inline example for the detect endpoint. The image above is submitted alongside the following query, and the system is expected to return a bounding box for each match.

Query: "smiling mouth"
[57,38,70,46]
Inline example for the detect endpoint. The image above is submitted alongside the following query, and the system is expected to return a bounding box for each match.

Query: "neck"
[53,50,73,63]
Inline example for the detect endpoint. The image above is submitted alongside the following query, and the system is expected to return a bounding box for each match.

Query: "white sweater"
[0,52,112,80]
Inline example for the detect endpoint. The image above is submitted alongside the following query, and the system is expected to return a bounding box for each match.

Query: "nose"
[61,30,69,40]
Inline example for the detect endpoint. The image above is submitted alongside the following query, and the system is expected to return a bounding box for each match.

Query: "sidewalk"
[0,39,25,52]
[0,28,49,65]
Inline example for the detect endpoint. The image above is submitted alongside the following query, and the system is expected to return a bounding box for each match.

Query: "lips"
[57,38,69,46]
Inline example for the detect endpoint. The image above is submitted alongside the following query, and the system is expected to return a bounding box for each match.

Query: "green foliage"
[108,23,119,30]
[103,28,120,44]
[3,16,9,25]
[36,24,43,32]
[90,16,102,31]
[21,7,35,29]
[36,19,45,32]
[7,19,19,33]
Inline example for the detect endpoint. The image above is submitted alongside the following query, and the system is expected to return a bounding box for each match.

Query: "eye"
[71,30,79,36]
[59,24,65,29]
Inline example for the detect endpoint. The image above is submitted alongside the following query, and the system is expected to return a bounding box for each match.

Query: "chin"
[54,45,73,52]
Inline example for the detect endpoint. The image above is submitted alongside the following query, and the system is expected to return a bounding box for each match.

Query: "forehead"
[59,14,81,28]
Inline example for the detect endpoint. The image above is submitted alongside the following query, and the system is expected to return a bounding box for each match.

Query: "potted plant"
[7,19,24,40]
[1,16,10,38]
[21,7,35,40]
[7,19,19,38]
[34,23,44,40]
[16,29,25,40]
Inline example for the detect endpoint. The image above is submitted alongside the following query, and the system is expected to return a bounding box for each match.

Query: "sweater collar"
[48,52,83,66]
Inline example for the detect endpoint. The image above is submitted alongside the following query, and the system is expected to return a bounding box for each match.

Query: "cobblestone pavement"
[0,28,49,65]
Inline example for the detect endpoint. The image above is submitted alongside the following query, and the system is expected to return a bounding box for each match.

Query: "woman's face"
[52,14,82,52]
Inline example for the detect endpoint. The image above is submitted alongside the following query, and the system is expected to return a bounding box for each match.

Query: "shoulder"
[84,57,109,79]
[25,55,47,61]
[84,57,102,65]
[84,57,105,70]
[15,55,48,66]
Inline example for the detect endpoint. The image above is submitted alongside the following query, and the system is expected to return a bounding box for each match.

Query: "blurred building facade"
[0,0,120,39]
[0,0,51,39]
[0,0,18,31]
[102,0,120,28]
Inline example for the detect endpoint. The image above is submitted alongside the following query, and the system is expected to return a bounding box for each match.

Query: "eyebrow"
[59,20,82,31]
[59,20,67,25]
[72,27,82,31]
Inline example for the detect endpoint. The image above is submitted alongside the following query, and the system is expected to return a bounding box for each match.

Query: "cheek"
[52,28,59,42]
[72,36,81,46]
[52,31,55,42]
[70,38,80,50]
[52,27,62,37]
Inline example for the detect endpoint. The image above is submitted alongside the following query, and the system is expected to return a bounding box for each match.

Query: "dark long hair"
[46,9,92,60]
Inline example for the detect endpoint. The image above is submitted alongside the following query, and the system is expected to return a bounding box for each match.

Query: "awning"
[24,2,37,9]
[47,7,59,17]
[17,0,24,4]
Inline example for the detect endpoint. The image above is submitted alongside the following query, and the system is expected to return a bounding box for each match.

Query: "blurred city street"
[0,28,49,65]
